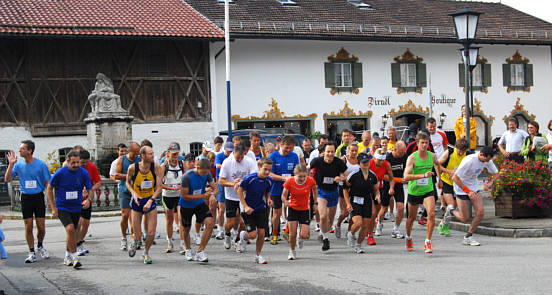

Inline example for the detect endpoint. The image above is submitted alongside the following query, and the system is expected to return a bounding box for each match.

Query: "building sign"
[432,94,456,106]
[368,96,391,107]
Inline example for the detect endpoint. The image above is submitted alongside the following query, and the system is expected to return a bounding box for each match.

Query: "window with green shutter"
[458,56,492,93]
[324,48,362,95]
[391,49,426,94]
[502,50,533,93]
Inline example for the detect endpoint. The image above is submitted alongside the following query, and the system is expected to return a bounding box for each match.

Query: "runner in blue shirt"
[47,150,92,269]
[237,158,274,264]
[268,135,299,244]
[5,140,51,263]
[179,158,218,263]
[214,142,232,240]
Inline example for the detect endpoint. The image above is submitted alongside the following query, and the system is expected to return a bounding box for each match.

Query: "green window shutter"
[502,64,511,87]
[391,63,401,88]
[458,63,466,87]
[525,64,533,87]
[324,62,335,88]
[352,63,363,88]
[482,63,492,87]
[417,63,427,88]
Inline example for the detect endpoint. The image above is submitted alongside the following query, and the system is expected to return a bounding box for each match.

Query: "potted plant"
[490,159,552,218]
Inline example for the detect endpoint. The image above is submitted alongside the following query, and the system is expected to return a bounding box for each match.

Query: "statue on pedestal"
[87,73,127,115]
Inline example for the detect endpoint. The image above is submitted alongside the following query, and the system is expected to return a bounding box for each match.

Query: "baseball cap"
[203,141,214,152]
[223,141,234,152]
[167,143,180,152]
[357,152,371,163]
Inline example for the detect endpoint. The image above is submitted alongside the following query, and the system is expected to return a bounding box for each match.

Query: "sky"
[480,0,552,23]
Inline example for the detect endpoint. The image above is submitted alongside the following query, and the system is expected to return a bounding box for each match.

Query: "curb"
[439,218,552,238]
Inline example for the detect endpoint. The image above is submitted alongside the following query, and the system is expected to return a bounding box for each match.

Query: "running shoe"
[329,226,335,233]
[254,254,267,264]
[298,238,304,249]
[440,205,446,212]
[120,238,128,251]
[322,238,330,251]
[24,252,37,263]
[72,257,82,269]
[288,250,296,260]
[270,234,278,245]
[137,240,143,250]
[343,216,349,223]
[405,238,414,251]
[375,222,383,236]
[165,240,174,253]
[215,231,225,240]
[463,236,481,246]
[438,222,446,235]
[128,240,137,257]
[196,251,208,262]
[367,234,376,246]
[264,237,270,242]
[418,216,427,226]
[391,228,405,239]
[384,212,391,220]
[185,249,195,261]
[37,246,50,259]
[353,244,365,254]
[237,231,247,253]
[443,223,451,236]
[444,205,455,223]
[346,231,354,247]
[317,233,323,242]
[335,226,341,239]
[314,224,320,232]
[224,235,232,249]
[424,240,433,253]
[77,245,87,256]
[143,253,152,264]
[63,255,73,266]
[155,232,161,239]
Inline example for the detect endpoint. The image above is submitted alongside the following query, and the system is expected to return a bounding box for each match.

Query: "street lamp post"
[439,112,447,129]
[381,114,389,135]
[225,0,233,139]
[450,8,482,151]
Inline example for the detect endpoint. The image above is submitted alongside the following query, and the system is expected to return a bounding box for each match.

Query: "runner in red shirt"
[366,148,394,246]
[282,164,317,260]
[77,150,102,256]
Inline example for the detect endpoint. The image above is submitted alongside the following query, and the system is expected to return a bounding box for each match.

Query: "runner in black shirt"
[309,142,347,251]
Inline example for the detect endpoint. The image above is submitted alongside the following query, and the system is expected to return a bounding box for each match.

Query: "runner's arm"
[46,183,57,216]
[342,185,352,210]
[125,164,139,200]
[180,186,210,201]
[237,186,252,214]
[403,154,426,181]
[386,162,395,189]
[437,150,454,175]
[432,153,441,182]
[114,157,126,180]
[281,188,290,207]
[311,185,318,204]
[152,164,163,200]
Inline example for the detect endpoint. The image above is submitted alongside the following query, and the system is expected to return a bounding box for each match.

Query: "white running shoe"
[391,228,405,239]
[185,249,195,261]
[194,233,202,245]
[120,238,128,251]
[237,231,247,253]
[142,253,152,264]
[314,224,320,232]
[72,257,82,269]
[444,204,455,223]
[287,250,296,260]
[354,244,365,254]
[155,232,161,239]
[24,252,37,263]
[254,254,267,264]
[384,212,391,220]
[297,238,304,249]
[196,251,208,262]
[335,226,341,239]
[37,246,50,259]
[77,245,86,256]
[215,231,225,240]
[128,240,137,257]
[223,235,232,250]
[165,240,174,253]
[63,255,73,266]
[375,222,383,236]
[346,231,355,247]
[463,236,481,246]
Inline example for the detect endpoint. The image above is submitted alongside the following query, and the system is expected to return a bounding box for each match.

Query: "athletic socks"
[465,232,473,238]
[37,242,43,248]
[393,224,400,231]
[77,241,84,247]
[30,248,35,253]
[321,231,328,239]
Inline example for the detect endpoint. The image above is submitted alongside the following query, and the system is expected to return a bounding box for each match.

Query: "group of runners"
[4,116,501,268]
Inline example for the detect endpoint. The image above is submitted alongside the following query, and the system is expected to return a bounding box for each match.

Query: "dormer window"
[278,0,297,6]
[348,0,372,9]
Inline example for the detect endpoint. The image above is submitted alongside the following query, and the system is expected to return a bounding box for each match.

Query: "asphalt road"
[1,215,551,295]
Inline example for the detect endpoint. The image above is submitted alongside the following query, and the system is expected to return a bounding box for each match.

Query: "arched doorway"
[388,100,429,141]
[472,99,495,147]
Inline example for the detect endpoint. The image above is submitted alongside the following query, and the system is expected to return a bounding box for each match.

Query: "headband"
[374,153,386,161]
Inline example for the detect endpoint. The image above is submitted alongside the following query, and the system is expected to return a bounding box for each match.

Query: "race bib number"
[417,178,429,186]
[66,191,78,200]
[25,180,37,189]
[193,189,202,195]
[353,196,364,205]
[287,163,294,170]
[323,177,334,184]
[141,181,153,189]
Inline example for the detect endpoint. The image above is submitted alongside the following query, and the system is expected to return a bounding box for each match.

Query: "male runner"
[161,143,185,253]
[76,150,102,256]
[47,150,92,268]
[445,146,498,246]
[237,158,274,264]
[357,131,371,155]
[218,143,258,250]
[114,141,141,250]
[403,132,440,253]
[213,136,224,155]
[250,132,266,161]
[109,143,127,181]
[309,142,347,251]
[5,140,51,263]
[387,127,398,151]
[268,135,299,245]
[126,146,163,264]
[427,118,449,211]
[335,129,354,157]
[179,159,218,262]
[214,142,233,240]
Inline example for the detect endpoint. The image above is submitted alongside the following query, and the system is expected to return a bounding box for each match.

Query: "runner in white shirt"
[427,118,449,210]
[498,118,529,164]
[110,144,127,181]
[218,143,258,250]
[308,134,329,165]
[443,146,499,246]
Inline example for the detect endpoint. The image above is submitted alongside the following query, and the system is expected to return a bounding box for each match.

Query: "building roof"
[186,0,552,44]
[0,0,224,38]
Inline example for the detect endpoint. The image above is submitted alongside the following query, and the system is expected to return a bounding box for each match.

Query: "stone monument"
[85,73,133,173]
